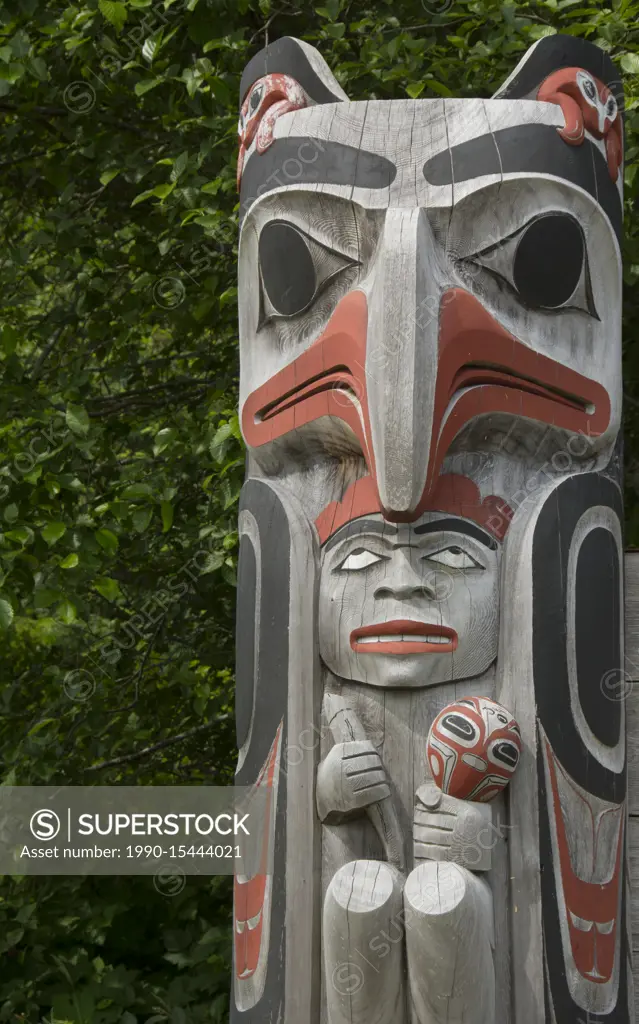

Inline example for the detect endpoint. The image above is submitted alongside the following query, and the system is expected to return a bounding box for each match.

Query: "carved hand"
[413,782,493,872]
[316,740,390,824]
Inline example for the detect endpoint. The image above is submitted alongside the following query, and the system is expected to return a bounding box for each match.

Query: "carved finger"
[351,769,388,792]
[415,781,443,811]
[413,841,455,863]
[340,740,380,760]
[413,827,453,847]
[344,754,384,776]
[413,807,457,829]
[352,782,391,808]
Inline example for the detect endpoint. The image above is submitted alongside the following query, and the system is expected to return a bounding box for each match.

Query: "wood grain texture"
[404,861,495,1024]
[323,859,406,1024]
[236,32,628,1024]
[625,551,639,1019]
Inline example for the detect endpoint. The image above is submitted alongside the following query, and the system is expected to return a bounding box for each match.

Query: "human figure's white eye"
[338,549,385,571]
[426,546,482,570]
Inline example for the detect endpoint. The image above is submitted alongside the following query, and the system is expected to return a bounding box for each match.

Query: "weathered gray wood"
[624,551,639,1019]
[235,32,628,1024]
[404,862,495,1024]
[323,859,405,1024]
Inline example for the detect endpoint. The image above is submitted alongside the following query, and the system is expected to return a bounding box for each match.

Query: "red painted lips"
[350,620,458,655]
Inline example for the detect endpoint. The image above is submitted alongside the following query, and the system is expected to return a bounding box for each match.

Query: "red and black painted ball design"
[427,696,522,802]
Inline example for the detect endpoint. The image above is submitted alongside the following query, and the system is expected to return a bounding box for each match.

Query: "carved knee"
[324,859,406,1024]
[403,862,494,1024]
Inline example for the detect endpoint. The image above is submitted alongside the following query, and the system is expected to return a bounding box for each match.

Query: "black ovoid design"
[533,473,627,1024]
[232,479,291,1024]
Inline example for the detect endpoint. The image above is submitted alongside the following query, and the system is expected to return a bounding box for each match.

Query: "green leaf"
[4,504,19,523]
[34,587,62,609]
[132,506,153,532]
[41,522,67,546]
[27,718,57,737]
[5,527,34,545]
[65,404,90,437]
[153,427,177,454]
[99,168,120,186]
[134,76,165,96]
[95,528,119,554]
[122,483,153,500]
[621,53,639,74]
[59,553,79,569]
[0,63,26,84]
[131,181,175,204]
[171,150,189,182]
[406,82,425,98]
[93,576,121,601]
[98,0,128,31]
[316,0,340,17]
[160,500,174,532]
[27,56,48,81]
[1,326,18,354]
[142,34,162,63]
[324,22,345,38]
[0,598,13,630]
[57,598,77,624]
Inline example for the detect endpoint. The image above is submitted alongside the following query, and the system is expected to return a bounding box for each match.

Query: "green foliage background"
[0,0,637,1020]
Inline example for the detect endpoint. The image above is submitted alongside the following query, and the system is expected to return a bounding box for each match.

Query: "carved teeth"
[357,635,450,644]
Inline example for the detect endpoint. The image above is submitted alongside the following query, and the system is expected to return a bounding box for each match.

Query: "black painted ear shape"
[493,33,623,114]
[239,36,347,109]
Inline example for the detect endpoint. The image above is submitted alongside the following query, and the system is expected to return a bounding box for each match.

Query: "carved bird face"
[238,89,621,521]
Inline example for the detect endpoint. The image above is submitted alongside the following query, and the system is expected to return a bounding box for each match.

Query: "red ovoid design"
[427,696,522,802]
[243,288,610,521]
[544,737,624,985]
[315,474,513,544]
[237,73,307,189]
[538,66,623,182]
[234,723,282,983]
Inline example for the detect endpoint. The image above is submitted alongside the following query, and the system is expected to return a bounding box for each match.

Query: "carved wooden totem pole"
[232,34,630,1024]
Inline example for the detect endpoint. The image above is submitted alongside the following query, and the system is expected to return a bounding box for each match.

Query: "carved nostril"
[374,584,435,600]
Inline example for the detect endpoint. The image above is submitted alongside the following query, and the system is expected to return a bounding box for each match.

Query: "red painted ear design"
[237,73,307,189]
[537,67,622,182]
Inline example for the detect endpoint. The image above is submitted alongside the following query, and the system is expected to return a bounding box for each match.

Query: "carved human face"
[319,513,501,688]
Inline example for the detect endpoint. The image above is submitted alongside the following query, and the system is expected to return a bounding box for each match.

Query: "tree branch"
[86,717,228,771]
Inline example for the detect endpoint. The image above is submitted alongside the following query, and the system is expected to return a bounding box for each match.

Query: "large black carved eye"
[464,212,598,318]
[513,214,584,309]
[258,220,358,326]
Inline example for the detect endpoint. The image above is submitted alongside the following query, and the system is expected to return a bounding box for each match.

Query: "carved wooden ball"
[427,696,522,802]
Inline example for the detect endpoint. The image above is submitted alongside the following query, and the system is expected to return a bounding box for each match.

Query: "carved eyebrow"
[323,519,398,553]
[240,140,397,225]
[423,125,621,245]
[413,518,498,550]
